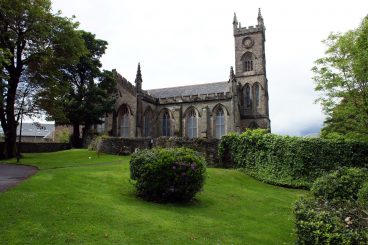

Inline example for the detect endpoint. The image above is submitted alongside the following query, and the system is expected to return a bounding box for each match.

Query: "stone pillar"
[173,107,181,136]
[200,106,209,137]
[112,111,117,136]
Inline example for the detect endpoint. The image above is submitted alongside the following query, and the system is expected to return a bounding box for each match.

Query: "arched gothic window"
[254,84,260,107]
[187,109,197,138]
[143,110,152,138]
[242,52,254,72]
[215,108,225,139]
[162,111,170,136]
[120,107,129,137]
[243,84,251,108]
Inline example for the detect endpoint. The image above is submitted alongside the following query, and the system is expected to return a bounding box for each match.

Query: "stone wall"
[154,137,221,166]
[20,143,71,153]
[0,142,71,159]
[91,137,151,155]
[92,136,221,166]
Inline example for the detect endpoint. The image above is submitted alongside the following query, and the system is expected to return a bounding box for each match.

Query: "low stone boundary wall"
[91,136,221,166]
[154,137,220,166]
[20,143,71,153]
[0,142,71,159]
[92,137,150,155]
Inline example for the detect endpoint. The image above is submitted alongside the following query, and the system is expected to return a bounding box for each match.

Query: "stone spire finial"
[233,12,238,32]
[233,12,238,25]
[229,66,236,82]
[135,62,142,82]
[257,8,264,27]
[135,62,142,92]
[230,66,235,77]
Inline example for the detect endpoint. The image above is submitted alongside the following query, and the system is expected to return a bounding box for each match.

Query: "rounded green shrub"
[129,149,158,180]
[294,197,368,244]
[130,147,206,203]
[358,181,368,210]
[311,167,368,202]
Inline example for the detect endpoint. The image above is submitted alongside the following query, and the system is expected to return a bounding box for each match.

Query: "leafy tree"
[0,0,85,157]
[37,31,116,147]
[0,48,6,65]
[312,16,368,141]
[321,97,368,141]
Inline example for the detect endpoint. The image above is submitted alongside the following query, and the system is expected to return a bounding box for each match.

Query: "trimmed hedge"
[219,129,368,188]
[130,147,206,203]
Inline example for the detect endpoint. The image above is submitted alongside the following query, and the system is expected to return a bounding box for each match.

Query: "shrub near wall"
[130,147,206,203]
[294,197,368,245]
[219,129,368,188]
[294,168,368,244]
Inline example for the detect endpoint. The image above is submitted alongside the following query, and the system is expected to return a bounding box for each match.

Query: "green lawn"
[0,149,306,245]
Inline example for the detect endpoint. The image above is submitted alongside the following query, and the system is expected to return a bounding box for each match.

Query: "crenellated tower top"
[233,9,265,36]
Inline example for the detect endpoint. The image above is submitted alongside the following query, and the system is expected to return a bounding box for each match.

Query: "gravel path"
[0,164,38,192]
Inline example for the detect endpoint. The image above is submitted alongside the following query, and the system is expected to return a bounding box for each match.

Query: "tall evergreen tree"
[37,31,116,147]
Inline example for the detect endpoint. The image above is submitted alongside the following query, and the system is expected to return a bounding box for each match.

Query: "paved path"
[0,164,38,192]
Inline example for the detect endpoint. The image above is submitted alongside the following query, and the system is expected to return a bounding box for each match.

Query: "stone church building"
[104,10,270,139]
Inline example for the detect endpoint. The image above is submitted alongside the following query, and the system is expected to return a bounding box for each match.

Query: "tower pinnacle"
[135,62,142,92]
[257,8,264,27]
[229,66,235,81]
[233,12,238,25]
[233,12,238,31]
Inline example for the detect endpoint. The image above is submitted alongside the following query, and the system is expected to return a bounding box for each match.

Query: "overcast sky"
[51,0,368,136]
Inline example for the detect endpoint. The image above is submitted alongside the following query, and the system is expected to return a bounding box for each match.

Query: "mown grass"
[0,149,306,244]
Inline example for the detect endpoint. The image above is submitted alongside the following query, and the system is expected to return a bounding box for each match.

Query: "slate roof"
[0,123,55,138]
[147,81,229,98]
[19,123,55,137]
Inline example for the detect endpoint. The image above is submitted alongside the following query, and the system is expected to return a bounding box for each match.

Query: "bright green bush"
[295,169,368,244]
[219,129,368,188]
[358,182,368,210]
[130,147,206,203]
[129,149,158,180]
[311,168,368,202]
[54,128,71,143]
[294,197,368,245]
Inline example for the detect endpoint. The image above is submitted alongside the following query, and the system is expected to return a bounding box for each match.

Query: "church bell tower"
[233,9,270,130]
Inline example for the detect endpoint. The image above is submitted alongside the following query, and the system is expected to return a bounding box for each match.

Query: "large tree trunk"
[4,72,20,158]
[72,123,82,148]
[4,123,17,158]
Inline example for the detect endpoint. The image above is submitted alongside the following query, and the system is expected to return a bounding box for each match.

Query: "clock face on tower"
[242,37,254,49]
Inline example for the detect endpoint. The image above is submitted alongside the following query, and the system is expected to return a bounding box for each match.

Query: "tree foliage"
[312,16,368,141]
[36,31,116,147]
[0,0,85,157]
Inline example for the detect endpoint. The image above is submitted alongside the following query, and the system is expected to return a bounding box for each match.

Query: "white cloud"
[51,0,368,135]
